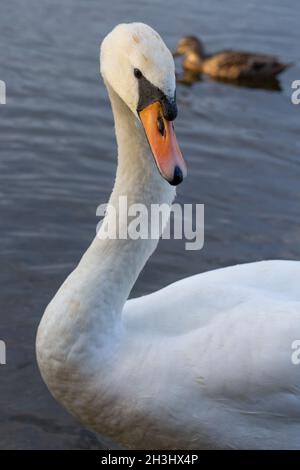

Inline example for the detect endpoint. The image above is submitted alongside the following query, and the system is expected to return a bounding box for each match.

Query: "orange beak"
[139,101,187,185]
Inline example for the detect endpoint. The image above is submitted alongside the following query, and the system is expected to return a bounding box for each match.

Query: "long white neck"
[66,84,175,339]
[36,79,176,432]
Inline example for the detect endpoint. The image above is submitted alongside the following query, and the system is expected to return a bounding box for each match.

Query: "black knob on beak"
[161,95,178,121]
[169,166,183,186]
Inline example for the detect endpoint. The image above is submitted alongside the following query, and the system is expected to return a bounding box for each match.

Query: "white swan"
[36,23,300,450]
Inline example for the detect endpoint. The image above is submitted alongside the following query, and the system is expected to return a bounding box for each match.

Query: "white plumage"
[36,23,300,449]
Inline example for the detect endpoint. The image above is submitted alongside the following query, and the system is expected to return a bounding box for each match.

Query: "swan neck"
[81,83,175,322]
[36,78,176,405]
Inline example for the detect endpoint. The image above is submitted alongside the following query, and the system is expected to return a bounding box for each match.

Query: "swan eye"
[134,68,143,79]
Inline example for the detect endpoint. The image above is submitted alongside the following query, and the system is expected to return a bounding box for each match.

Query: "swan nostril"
[157,115,165,137]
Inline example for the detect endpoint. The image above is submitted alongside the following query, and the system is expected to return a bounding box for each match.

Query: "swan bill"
[139,101,187,186]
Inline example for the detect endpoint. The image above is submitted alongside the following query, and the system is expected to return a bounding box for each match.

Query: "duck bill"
[139,101,187,186]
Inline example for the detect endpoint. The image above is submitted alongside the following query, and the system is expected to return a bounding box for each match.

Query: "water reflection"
[177,69,283,91]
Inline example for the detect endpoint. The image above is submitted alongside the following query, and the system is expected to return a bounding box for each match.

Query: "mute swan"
[37,23,300,450]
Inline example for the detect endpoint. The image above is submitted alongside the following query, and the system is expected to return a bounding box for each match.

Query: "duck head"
[174,36,205,60]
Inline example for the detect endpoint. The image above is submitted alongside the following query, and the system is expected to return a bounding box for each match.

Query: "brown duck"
[174,36,289,81]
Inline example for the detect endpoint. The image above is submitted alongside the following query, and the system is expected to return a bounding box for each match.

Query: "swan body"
[175,36,289,81]
[37,23,300,449]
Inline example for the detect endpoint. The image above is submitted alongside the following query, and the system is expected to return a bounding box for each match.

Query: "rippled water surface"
[0,0,299,449]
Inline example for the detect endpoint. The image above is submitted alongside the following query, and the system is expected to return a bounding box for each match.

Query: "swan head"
[100,23,187,186]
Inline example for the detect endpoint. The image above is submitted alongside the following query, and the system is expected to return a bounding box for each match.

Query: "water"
[0,0,299,449]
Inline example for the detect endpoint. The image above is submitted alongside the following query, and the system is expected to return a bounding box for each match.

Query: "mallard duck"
[174,36,289,81]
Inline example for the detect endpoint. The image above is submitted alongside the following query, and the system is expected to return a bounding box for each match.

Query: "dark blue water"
[0,0,299,449]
